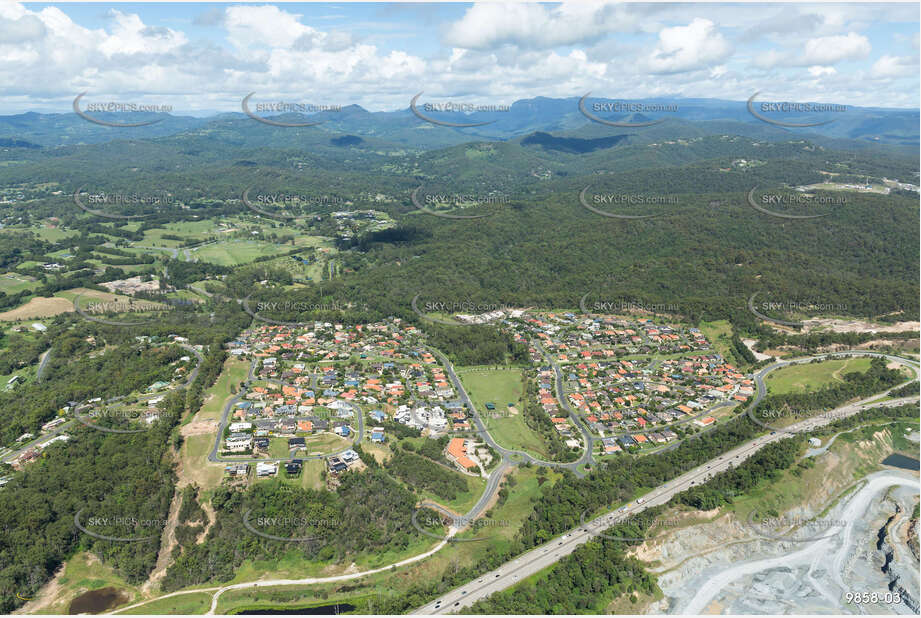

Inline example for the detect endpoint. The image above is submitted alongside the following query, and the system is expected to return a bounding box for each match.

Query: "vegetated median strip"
[410,353,920,613]
[109,353,919,615]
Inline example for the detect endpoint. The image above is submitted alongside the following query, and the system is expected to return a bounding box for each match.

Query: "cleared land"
[458,367,551,460]
[765,357,872,395]
[191,240,293,266]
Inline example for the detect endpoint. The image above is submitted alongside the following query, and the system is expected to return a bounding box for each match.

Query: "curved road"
[105,350,917,615]
[428,346,589,478]
[207,363,365,464]
[413,351,920,614]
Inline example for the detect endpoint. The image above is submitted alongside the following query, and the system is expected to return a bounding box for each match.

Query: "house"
[225,463,249,477]
[694,416,716,427]
[254,437,270,450]
[256,462,277,477]
[446,437,477,471]
[285,461,302,475]
[327,457,348,474]
[369,409,386,422]
[41,417,66,431]
[229,421,252,432]
[333,423,350,437]
[225,433,253,452]
[370,427,386,443]
[341,449,359,463]
[289,437,306,448]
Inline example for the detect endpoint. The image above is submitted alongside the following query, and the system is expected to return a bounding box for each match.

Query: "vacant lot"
[0,273,38,294]
[765,357,873,395]
[192,240,292,266]
[458,367,552,459]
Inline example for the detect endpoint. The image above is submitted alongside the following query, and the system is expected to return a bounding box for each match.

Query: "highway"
[413,352,919,614]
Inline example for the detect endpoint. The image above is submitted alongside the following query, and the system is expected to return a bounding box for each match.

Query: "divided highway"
[413,352,919,614]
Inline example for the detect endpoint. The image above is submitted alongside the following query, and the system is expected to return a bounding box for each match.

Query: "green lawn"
[0,273,38,294]
[195,358,250,422]
[698,320,738,366]
[191,240,293,266]
[116,592,212,615]
[766,357,872,395]
[458,367,552,459]
[31,226,79,242]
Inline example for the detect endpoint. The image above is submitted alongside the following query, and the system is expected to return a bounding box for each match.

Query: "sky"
[1,2,918,115]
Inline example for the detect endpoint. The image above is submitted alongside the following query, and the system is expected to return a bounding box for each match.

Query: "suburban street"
[429,345,591,477]
[207,360,365,464]
[413,351,920,614]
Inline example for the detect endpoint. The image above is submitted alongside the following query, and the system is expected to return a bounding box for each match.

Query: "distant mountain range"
[0,96,917,151]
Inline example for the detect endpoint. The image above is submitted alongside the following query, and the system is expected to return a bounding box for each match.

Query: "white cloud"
[808,65,836,76]
[644,18,732,74]
[871,54,919,78]
[443,1,637,51]
[802,32,871,65]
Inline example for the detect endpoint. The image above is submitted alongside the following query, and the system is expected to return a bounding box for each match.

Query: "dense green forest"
[0,391,186,613]
[161,468,427,591]
[386,448,468,501]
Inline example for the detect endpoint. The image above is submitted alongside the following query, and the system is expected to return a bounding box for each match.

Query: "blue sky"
[2,2,918,114]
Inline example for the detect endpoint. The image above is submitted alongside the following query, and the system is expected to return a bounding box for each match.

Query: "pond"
[882,453,920,471]
[68,587,128,614]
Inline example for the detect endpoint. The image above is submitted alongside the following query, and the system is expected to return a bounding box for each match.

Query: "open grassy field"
[116,592,213,615]
[195,358,250,422]
[31,225,79,243]
[698,319,738,365]
[176,357,251,492]
[191,240,293,266]
[303,432,351,454]
[765,357,873,395]
[458,367,551,459]
[0,272,39,294]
